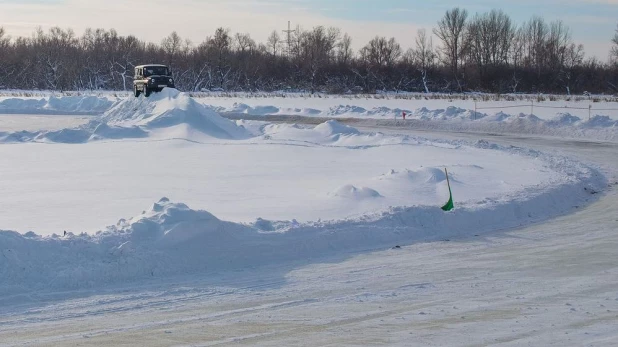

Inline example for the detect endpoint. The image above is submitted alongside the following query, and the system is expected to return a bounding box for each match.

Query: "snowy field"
[1,91,617,136]
[1,89,617,346]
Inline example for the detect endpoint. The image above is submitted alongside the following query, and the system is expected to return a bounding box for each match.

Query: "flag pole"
[442,168,454,211]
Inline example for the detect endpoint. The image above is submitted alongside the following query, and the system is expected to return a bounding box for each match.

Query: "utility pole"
[282,21,296,57]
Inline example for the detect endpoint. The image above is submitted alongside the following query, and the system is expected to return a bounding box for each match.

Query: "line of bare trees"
[1,8,617,95]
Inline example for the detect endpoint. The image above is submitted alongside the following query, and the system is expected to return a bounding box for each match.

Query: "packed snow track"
[0,128,617,346]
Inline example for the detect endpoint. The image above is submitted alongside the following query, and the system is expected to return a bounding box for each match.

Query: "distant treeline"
[1,8,618,94]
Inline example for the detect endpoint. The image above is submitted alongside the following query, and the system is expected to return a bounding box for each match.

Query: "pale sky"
[0,0,616,60]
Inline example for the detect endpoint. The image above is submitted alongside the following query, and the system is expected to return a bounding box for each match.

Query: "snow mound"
[90,122,148,140]
[330,185,383,199]
[227,103,280,115]
[45,95,114,114]
[314,120,360,136]
[0,199,255,299]
[0,90,250,142]
[547,113,582,126]
[380,167,448,184]
[415,106,478,120]
[0,95,113,114]
[328,105,367,116]
[483,111,512,122]
[0,121,148,143]
[581,115,618,128]
[366,106,410,118]
[120,197,253,248]
[103,89,250,139]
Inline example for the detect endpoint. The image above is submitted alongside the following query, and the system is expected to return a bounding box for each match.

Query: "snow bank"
[258,120,391,147]
[0,121,148,143]
[0,140,605,301]
[215,102,617,140]
[330,185,383,200]
[373,111,618,141]
[314,120,361,136]
[0,89,250,143]
[102,88,250,140]
[379,167,448,184]
[0,95,113,114]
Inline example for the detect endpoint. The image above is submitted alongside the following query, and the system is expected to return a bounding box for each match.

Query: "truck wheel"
[144,85,151,97]
[134,85,141,97]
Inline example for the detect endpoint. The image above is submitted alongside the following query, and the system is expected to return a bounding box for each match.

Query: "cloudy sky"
[0,0,616,60]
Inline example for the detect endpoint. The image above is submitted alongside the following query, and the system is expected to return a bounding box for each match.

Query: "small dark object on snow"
[63,230,66,236]
[392,245,401,250]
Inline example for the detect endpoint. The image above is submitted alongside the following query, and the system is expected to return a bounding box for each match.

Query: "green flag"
[442,168,454,212]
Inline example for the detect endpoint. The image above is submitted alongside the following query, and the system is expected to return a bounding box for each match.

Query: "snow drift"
[0,140,606,302]
[0,89,250,143]
[330,185,383,200]
[102,88,250,140]
[218,103,617,141]
[0,95,114,115]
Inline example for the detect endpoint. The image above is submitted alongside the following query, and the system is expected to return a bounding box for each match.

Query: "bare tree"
[611,24,618,63]
[413,29,436,93]
[267,30,281,56]
[559,43,584,95]
[235,33,255,54]
[546,20,571,71]
[207,27,232,88]
[298,26,340,93]
[522,16,548,77]
[0,27,13,87]
[468,10,514,70]
[161,31,182,69]
[433,7,469,90]
[336,33,353,65]
[360,36,402,67]
[34,27,79,90]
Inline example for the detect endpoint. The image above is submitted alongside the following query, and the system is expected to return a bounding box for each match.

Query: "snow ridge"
[220,103,617,141]
[0,95,114,115]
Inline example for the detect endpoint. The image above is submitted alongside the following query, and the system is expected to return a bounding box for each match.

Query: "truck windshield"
[143,66,168,76]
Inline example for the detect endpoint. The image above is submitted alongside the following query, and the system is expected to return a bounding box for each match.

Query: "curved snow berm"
[0,140,606,302]
[102,88,250,140]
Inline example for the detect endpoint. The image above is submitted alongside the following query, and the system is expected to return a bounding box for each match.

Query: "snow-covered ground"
[0,114,92,132]
[0,89,616,346]
[2,91,616,141]
[205,95,618,121]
